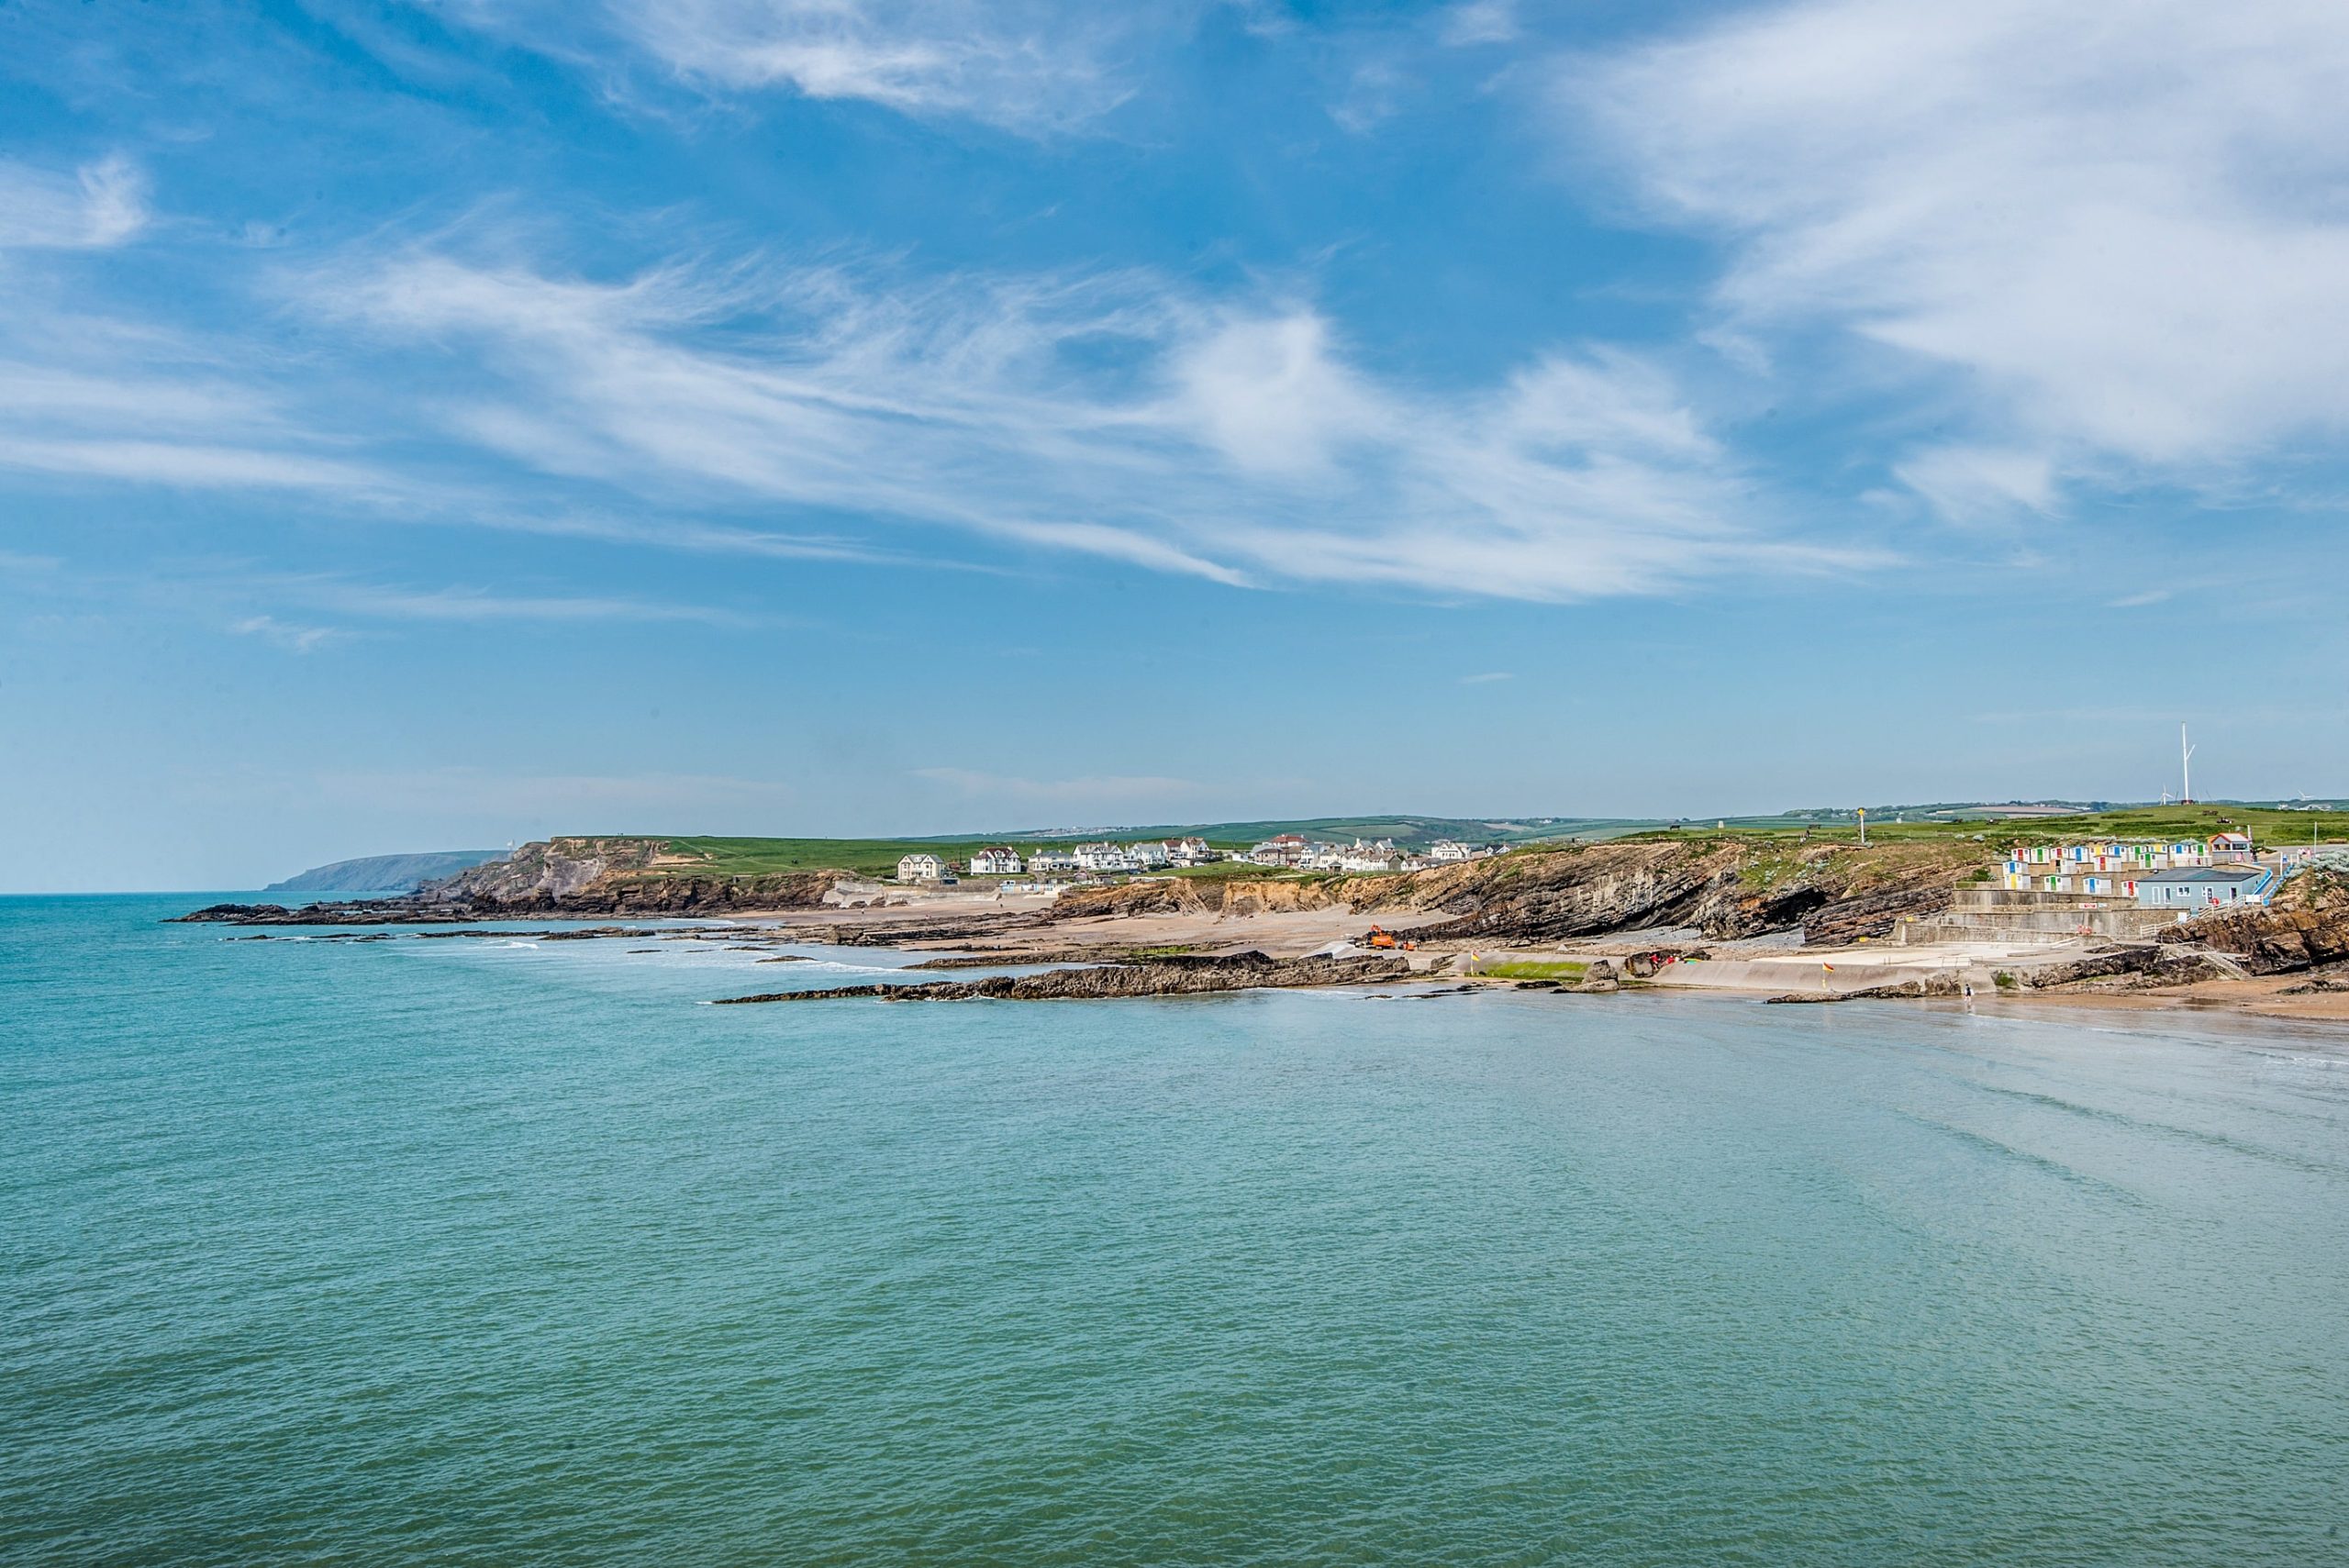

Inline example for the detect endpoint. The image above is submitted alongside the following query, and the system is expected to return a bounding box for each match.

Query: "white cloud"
[293,580,751,626]
[0,435,384,492]
[1891,445,2056,528]
[0,319,403,504]
[1459,671,1512,684]
[1577,0,2349,512]
[231,615,341,653]
[0,156,148,250]
[1328,61,1406,135]
[309,249,1860,600]
[1442,2,1518,48]
[449,0,1135,132]
[1164,312,1387,475]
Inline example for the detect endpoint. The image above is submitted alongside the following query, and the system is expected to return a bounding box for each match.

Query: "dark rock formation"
[1768,974,1963,1004]
[174,873,852,926]
[1167,840,1981,950]
[713,951,1412,1004]
[2157,901,2349,973]
[1799,885,1954,946]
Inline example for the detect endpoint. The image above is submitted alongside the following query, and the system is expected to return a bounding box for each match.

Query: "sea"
[6,893,2348,1566]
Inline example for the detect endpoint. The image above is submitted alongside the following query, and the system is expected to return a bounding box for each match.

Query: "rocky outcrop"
[178,899,476,926]
[1798,885,1954,946]
[1047,878,1219,919]
[1996,944,2241,991]
[713,951,1412,1004]
[414,837,846,915]
[178,836,851,924]
[446,870,845,917]
[1768,973,1964,1004]
[2155,897,2349,974]
[421,837,656,901]
[1283,839,1979,948]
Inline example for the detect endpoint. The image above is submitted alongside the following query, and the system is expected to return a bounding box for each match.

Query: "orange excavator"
[1365,927,1416,951]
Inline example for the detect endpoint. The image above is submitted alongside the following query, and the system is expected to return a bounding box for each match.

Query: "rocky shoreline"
[713,951,1414,1005]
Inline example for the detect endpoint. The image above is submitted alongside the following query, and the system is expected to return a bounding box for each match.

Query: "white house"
[1428,840,1473,864]
[1247,834,1310,867]
[1168,837,1215,864]
[1126,840,1173,869]
[1028,848,1079,873]
[2135,866,2273,910]
[896,853,947,883]
[968,847,1023,876]
[1074,842,1137,873]
[2208,832,2254,862]
[1338,851,1408,873]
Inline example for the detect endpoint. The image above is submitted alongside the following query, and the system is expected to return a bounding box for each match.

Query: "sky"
[5,0,2348,890]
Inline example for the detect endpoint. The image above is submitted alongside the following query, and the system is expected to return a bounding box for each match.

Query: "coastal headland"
[179,810,2349,1020]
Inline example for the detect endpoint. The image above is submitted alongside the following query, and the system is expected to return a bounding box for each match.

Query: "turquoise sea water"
[6,895,2348,1565]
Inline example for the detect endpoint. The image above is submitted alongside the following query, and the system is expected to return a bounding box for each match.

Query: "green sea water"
[5,895,2347,1565]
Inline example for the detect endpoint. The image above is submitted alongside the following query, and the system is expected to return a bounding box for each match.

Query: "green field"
[1472,960,1591,981]
[1628,805,2349,850]
[636,836,1000,880]
[911,815,1628,851]
[592,804,2347,884]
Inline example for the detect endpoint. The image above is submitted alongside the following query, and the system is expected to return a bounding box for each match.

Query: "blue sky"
[6,0,2348,889]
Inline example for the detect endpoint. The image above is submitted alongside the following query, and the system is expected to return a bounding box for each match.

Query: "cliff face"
[1047,839,1976,946]
[399,837,843,916]
[424,838,666,902]
[2156,877,2349,973]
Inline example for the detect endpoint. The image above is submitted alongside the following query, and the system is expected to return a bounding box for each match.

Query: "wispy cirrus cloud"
[0,434,384,492]
[231,615,342,653]
[0,156,147,250]
[440,0,1141,133]
[306,247,1860,600]
[1575,0,2349,520]
[0,301,405,504]
[1441,1,1518,48]
[291,579,753,627]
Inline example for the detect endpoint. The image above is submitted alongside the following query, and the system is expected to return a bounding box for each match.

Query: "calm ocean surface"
[6,895,2348,1565]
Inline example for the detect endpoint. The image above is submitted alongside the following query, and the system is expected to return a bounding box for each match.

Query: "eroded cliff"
[1044,837,1981,946]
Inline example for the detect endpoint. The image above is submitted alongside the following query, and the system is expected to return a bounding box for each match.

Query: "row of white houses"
[1239,835,1508,873]
[897,838,1217,883]
[898,833,1512,884]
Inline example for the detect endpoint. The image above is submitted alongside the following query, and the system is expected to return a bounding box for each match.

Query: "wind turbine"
[2179,722,2196,806]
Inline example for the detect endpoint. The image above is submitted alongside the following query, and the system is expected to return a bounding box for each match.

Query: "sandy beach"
[802,887,2349,1025]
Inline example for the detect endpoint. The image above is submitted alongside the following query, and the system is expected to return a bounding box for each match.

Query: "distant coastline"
[264,850,507,895]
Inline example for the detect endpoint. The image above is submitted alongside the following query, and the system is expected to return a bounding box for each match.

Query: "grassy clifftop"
[1625,805,2349,850]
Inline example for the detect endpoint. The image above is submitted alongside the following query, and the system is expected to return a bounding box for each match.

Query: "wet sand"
[786,892,2349,1025]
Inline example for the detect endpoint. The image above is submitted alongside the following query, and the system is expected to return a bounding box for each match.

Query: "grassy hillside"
[913,816,1641,850]
[587,804,2347,884]
[643,837,998,879]
[1627,804,2349,850]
